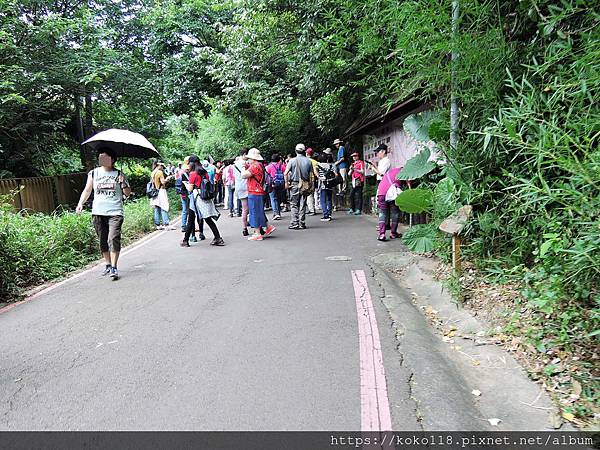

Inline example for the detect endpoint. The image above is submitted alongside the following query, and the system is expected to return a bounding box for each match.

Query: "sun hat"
[295,143,306,153]
[376,143,388,152]
[246,148,264,161]
[333,138,343,145]
[323,148,332,155]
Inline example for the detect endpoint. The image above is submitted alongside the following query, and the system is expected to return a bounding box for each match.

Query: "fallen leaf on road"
[561,411,576,422]
[572,380,582,396]
[548,411,563,429]
[472,360,481,366]
[488,418,501,426]
[472,390,482,396]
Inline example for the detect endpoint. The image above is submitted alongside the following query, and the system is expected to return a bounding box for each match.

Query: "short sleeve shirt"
[247,163,265,195]
[337,146,348,169]
[377,157,391,181]
[286,155,313,182]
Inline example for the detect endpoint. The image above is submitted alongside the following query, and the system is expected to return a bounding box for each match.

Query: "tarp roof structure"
[344,97,428,138]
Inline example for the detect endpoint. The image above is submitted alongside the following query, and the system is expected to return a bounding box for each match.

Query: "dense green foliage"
[0,191,181,301]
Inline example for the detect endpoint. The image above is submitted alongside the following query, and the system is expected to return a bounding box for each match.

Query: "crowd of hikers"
[76,139,406,280]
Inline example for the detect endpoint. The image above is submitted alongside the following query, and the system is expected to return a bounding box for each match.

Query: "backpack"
[262,166,273,193]
[272,163,285,187]
[199,176,215,200]
[146,180,159,198]
[323,167,341,189]
[175,172,189,195]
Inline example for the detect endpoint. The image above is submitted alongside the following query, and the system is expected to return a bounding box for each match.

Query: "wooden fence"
[0,173,87,214]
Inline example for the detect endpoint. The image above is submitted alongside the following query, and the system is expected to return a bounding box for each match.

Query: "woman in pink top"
[266,154,286,220]
[348,152,366,215]
[376,166,403,241]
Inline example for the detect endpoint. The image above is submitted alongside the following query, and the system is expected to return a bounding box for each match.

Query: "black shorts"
[92,215,124,252]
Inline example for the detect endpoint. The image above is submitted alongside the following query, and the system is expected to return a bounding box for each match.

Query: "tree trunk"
[82,91,95,171]
[74,94,87,170]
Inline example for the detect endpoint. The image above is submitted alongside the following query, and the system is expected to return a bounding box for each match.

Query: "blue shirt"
[337,146,348,169]
[206,164,216,183]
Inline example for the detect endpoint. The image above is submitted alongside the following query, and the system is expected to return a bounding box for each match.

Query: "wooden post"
[452,234,461,274]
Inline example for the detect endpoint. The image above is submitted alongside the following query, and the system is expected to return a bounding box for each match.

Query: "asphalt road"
[0,209,418,431]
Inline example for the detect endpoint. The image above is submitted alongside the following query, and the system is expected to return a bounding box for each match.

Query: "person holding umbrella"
[76,148,131,280]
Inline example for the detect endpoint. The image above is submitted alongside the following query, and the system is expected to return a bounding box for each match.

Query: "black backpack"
[324,168,341,189]
[199,177,215,200]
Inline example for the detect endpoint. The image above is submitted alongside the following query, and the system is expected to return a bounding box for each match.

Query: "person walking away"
[242,148,276,241]
[266,154,286,220]
[150,161,174,230]
[215,161,224,206]
[285,144,318,230]
[347,152,366,215]
[234,148,250,236]
[333,139,348,210]
[316,151,335,221]
[224,160,236,217]
[174,157,197,242]
[283,153,294,212]
[76,148,131,280]
[181,155,224,247]
[306,148,318,215]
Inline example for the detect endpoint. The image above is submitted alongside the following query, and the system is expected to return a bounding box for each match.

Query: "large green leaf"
[401,224,437,253]
[404,111,441,142]
[394,188,433,213]
[397,148,437,180]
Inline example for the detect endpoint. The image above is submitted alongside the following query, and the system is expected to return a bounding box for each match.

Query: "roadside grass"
[0,190,181,302]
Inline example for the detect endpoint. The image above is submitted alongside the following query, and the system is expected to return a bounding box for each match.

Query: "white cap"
[295,143,306,152]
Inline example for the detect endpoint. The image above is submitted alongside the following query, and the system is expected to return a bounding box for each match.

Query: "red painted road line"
[0,219,180,315]
[352,269,393,432]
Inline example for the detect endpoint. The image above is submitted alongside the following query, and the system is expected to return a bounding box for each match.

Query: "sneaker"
[390,232,402,239]
[248,234,263,241]
[229,213,234,218]
[273,215,281,220]
[264,225,276,237]
[181,228,186,233]
[110,267,119,280]
[346,209,354,215]
[288,224,300,230]
[155,225,163,230]
[324,217,332,222]
[377,234,387,242]
[190,236,198,243]
[320,217,328,222]
[242,228,249,236]
[199,233,206,241]
[210,237,225,246]
[299,224,307,229]
[354,210,362,215]
[101,265,112,276]
[180,240,190,247]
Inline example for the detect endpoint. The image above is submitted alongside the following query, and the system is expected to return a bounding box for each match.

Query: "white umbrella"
[81,129,160,159]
